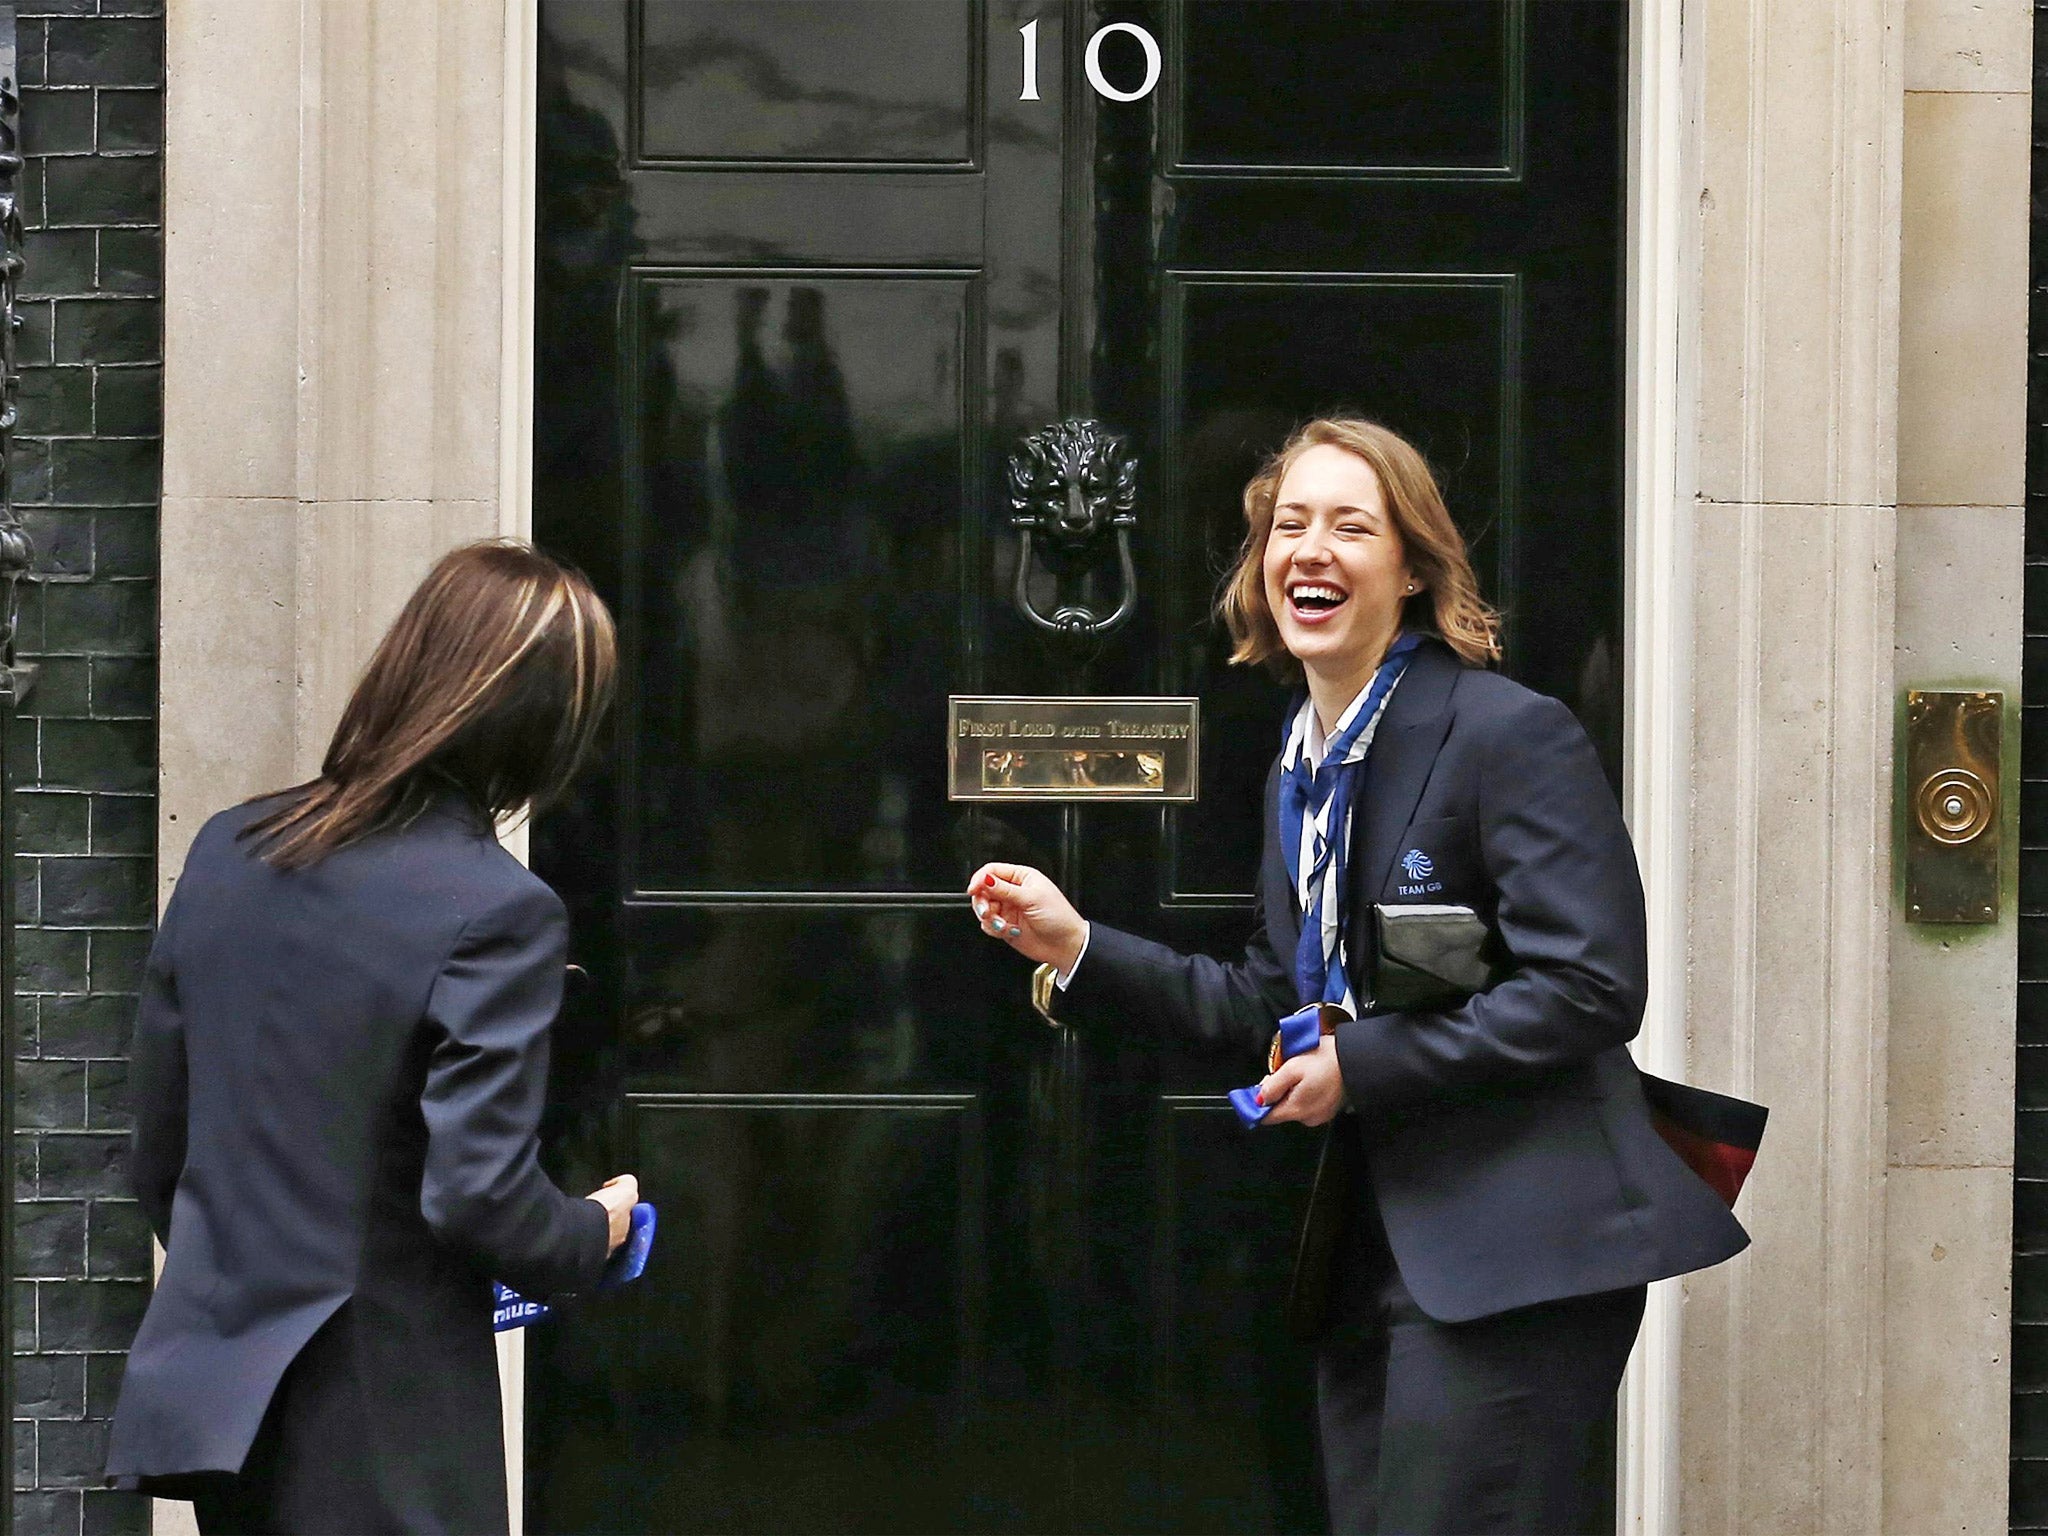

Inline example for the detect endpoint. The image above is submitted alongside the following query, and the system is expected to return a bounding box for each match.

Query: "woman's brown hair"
[242,539,617,868]
[1216,417,1500,672]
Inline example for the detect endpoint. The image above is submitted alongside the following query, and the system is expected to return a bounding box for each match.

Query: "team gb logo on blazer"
[1397,847,1444,897]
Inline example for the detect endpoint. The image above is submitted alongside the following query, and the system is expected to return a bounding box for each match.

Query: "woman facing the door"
[107,541,640,1535]
[966,417,1747,1535]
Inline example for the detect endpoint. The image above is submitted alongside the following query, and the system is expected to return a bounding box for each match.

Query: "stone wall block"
[40,583,151,655]
[10,1493,75,1536]
[14,930,86,994]
[20,370,92,438]
[97,232,156,297]
[12,1494,78,1536]
[15,796,84,858]
[93,369,158,437]
[1679,500,1897,1531]
[31,1281,142,1358]
[48,439,156,507]
[1898,92,2029,507]
[14,1207,85,1280]
[41,161,156,230]
[161,0,296,501]
[45,20,161,90]
[40,721,151,795]
[12,1357,84,1423]
[21,90,91,159]
[18,513,86,581]
[19,231,92,299]
[42,573,154,651]
[33,1422,108,1495]
[19,658,84,717]
[156,496,293,880]
[95,91,161,157]
[12,437,51,505]
[1884,1166,2013,1531]
[15,1063,85,1132]
[82,1062,129,1136]
[90,519,147,591]
[38,858,149,931]
[1905,0,2032,91]
[1696,0,1902,509]
[432,0,512,505]
[35,1140,127,1204]
[37,996,137,1061]
[87,662,152,724]
[52,301,157,369]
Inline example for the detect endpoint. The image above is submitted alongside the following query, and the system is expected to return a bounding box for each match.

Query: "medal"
[1240,1001,1351,1126]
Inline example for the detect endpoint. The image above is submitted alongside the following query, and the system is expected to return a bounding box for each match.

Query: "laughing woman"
[967,418,1748,1535]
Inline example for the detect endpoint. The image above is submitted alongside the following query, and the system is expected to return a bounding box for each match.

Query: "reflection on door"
[528,3,1624,1532]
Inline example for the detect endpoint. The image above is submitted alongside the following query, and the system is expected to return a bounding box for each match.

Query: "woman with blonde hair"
[969,419,1747,1533]
[106,540,640,1534]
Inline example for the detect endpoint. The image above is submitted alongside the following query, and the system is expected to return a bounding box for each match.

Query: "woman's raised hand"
[966,863,1088,976]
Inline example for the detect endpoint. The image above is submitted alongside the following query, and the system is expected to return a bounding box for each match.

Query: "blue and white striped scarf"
[1278,632,1422,1014]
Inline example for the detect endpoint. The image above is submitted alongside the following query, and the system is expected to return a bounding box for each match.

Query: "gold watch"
[1030,963,1063,1028]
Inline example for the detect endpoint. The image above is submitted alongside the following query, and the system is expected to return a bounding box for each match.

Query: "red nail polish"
[1254,1091,1264,1105]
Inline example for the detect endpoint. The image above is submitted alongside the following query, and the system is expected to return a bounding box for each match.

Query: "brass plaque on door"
[1904,689,2002,923]
[948,697,1199,801]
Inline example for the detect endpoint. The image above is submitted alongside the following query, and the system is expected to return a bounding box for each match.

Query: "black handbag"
[1369,903,1766,1207]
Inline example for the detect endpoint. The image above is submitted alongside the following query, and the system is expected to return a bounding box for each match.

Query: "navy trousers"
[1316,1178,1645,1535]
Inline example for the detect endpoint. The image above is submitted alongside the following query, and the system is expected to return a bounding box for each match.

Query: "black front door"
[526,4,1624,1531]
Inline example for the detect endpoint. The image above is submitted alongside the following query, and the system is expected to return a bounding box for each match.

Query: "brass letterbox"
[947,696,1199,802]
[1903,690,2002,924]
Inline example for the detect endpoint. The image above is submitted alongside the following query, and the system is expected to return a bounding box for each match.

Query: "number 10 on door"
[1019,18,1162,103]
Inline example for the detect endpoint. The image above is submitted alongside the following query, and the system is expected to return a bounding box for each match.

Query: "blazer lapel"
[1351,640,1461,916]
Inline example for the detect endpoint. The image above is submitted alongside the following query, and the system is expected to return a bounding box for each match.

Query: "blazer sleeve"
[1058,887,1298,1062]
[418,881,610,1300]
[128,885,188,1244]
[1334,691,1648,1111]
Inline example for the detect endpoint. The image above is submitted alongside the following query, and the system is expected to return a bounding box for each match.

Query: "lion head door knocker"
[1006,417,1139,639]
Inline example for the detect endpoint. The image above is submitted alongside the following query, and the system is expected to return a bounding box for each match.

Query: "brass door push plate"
[1904,690,2002,923]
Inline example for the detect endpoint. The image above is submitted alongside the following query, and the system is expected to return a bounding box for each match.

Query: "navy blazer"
[1063,639,1749,1323]
[105,792,608,1523]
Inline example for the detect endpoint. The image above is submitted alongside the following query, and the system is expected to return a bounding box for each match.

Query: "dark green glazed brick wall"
[2021,6,2048,1530]
[10,5,161,1535]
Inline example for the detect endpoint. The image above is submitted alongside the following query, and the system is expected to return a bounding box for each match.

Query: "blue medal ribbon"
[493,1201,659,1331]
[1231,1003,1326,1127]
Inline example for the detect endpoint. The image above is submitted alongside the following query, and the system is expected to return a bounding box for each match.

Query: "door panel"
[627,273,975,897]
[603,1092,984,1530]
[636,1,980,166]
[530,4,1624,1531]
[1173,2,1517,175]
